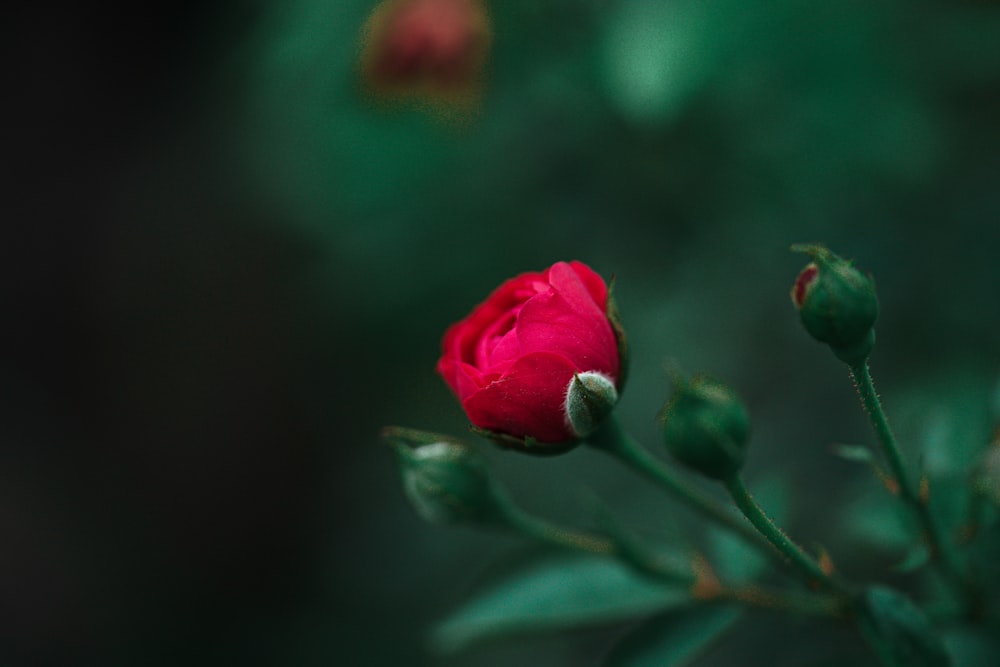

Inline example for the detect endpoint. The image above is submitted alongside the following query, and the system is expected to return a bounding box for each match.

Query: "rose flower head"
[437,261,625,452]
[358,0,491,109]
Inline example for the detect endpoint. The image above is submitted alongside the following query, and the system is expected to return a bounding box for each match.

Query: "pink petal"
[462,351,578,443]
[516,267,619,378]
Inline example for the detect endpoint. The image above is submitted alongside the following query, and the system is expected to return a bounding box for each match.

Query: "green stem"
[502,486,846,617]
[586,416,775,556]
[848,361,975,610]
[710,584,845,617]
[504,506,618,556]
[722,474,852,597]
[502,504,696,585]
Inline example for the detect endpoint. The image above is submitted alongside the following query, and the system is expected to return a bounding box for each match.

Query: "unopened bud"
[661,376,749,480]
[384,428,507,525]
[791,244,879,364]
[565,372,619,438]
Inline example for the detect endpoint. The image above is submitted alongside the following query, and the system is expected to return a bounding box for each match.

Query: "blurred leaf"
[890,543,930,574]
[840,480,913,552]
[833,443,877,464]
[709,474,789,583]
[889,367,994,478]
[589,495,695,584]
[942,627,1000,667]
[600,0,720,124]
[432,553,691,653]
[857,586,951,667]
[603,606,742,667]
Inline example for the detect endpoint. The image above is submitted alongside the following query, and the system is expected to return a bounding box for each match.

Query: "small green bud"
[385,428,508,525]
[791,244,879,364]
[565,372,619,438]
[660,376,749,480]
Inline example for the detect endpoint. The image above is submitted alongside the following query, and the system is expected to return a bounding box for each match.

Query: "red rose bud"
[437,261,623,451]
[358,0,491,106]
[661,376,749,480]
[388,433,508,525]
[791,263,819,309]
[565,372,619,438]
[790,244,879,364]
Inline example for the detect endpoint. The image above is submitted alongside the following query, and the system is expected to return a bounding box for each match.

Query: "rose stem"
[721,473,852,598]
[706,584,845,617]
[587,416,776,557]
[500,504,695,585]
[848,361,976,612]
[504,495,844,615]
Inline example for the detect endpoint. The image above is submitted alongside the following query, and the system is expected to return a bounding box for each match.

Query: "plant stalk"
[848,361,976,612]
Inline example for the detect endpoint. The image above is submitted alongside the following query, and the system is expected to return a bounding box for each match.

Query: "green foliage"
[603,606,743,667]
[431,553,692,653]
[857,586,951,667]
[708,474,790,583]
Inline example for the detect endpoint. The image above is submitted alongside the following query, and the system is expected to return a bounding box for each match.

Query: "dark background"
[4,1,1000,665]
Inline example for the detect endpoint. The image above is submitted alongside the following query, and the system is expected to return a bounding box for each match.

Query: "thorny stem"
[586,416,778,558]
[722,473,854,599]
[848,361,978,614]
[505,500,845,617]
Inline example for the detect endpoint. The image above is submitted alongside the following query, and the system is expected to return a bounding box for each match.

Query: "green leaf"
[603,606,742,667]
[890,543,930,574]
[832,443,877,464]
[432,554,691,653]
[943,627,1000,667]
[840,480,913,552]
[709,474,789,582]
[857,586,951,667]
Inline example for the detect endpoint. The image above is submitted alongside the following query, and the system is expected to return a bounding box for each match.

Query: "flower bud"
[358,0,491,109]
[565,372,619,438]
[385,428,508,525]
[660,376,749,480]
[791,244,879,364]
[437,261,622,452]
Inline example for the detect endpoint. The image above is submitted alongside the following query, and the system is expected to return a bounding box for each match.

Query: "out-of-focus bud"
[358,0,491,109]
[565,372,619,438]
[383,427,508,525]
[973,441,1000,507]
[790,244,879,364]
[660,376,750,480]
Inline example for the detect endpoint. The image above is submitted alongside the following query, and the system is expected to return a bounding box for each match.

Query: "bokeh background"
[5,0,1000,665]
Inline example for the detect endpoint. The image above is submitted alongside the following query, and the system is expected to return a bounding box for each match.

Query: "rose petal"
[516,266,619,378]
[566,261,609,311]
[440,270,548,366]
[462,351,578,443]
[436,356,485,401]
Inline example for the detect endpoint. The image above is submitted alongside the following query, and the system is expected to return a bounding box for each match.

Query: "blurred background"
[4,0,1000,665]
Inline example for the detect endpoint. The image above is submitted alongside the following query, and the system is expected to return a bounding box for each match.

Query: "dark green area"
[4,0,1000,665]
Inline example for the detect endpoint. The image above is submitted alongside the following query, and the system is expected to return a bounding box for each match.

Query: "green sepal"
[607,276,630,393]
[566,372,619,438]
[381,425,465,449]
[469,425,578,456]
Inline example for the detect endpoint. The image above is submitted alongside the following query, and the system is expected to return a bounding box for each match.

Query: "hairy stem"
[849,361,976,612]
[722,474,853,598]
[586,416,776,557]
